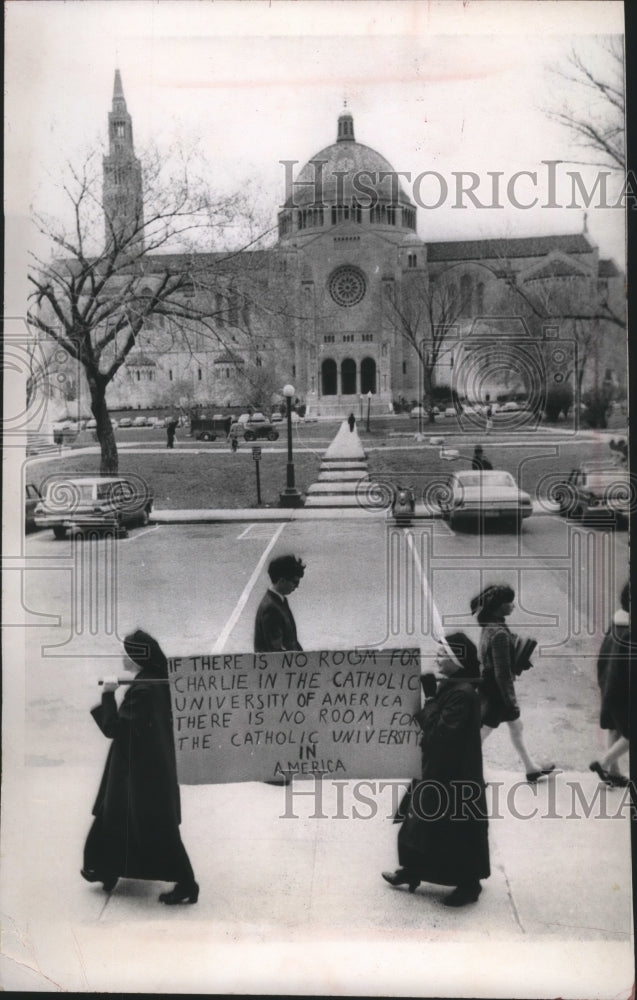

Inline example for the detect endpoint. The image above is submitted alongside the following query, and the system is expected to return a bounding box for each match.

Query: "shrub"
[544,383,573,422]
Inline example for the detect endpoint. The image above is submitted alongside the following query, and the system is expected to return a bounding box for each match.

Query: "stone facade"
[43,73,626,416]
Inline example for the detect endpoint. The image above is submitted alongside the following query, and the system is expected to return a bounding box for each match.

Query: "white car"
[501,401,521,412]
[438,470,533,530]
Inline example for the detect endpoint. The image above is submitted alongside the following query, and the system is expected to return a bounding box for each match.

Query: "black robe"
[84,670,193,882]
[397,678,490,886]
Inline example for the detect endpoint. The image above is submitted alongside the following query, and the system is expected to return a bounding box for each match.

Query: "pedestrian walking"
[471,584,554,783]
[347,412,356,432]
[484,404,493,435]
[590,581,631,787]
[254,554,306,653]
[166,417,178,449]
[471,445,493,471]
[81,629,199,904]
[382,632,490,907]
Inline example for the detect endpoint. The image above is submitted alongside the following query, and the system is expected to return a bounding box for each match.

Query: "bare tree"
[27,145,275,472]
[383,268,467,431]
[546,37,625,171]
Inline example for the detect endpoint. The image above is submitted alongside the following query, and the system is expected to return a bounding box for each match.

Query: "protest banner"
[168,648,423,783]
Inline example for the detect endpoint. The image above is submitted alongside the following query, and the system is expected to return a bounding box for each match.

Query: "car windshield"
[46,482,94,502]
[456,472,516,488]
[583,471,628,490]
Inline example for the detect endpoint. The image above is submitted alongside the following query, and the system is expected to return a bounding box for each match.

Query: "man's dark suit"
[254,590,302,652]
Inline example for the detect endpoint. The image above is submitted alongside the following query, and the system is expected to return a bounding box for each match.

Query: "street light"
[359,394,364,423]
[366,390,373,432]
[279,383,303,507]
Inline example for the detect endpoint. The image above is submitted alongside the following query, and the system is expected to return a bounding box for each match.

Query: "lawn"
[27,429,617,511]
[27,449,323,509]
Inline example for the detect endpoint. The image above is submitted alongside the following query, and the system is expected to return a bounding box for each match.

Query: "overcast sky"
[5,0,626,268]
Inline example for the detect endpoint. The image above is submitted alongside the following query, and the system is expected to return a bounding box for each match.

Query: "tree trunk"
[88,377,119,474]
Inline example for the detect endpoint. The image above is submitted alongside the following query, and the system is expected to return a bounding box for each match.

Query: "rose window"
[328,266,366,307]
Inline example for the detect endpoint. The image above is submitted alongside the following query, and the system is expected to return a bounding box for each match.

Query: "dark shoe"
[526,764,556,783]
[590,762,628,787]
[381,869,420,893]
[82,868,117,892]
[159,881,199,905]
[590,761,614,785]
[443,882,482,907]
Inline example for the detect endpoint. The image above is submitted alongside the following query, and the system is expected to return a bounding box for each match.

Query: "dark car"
[34,475,154,539]
[231,413,280,442]
[25,483,43,531]
[556,463,631,524]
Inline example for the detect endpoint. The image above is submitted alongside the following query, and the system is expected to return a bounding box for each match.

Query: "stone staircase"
[304,421,371,508]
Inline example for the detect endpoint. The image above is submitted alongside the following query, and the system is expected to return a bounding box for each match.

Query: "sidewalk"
[1,763,632,994]
[150,498,560,523]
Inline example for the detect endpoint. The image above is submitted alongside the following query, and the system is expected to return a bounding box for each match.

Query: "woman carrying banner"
[382,633,490,907]
[81,629,199,904]
[471,583,554,783]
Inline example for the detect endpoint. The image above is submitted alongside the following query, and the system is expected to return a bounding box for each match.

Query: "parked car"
[86,418,97,430]
[25,483,42,532]
[34,476,154,539]
[409,405,424,419]
[132,415,150,427]
[556,463,631,524]
[438,470,533,530]
[118,416,133,428]
[229,414,280,442]
[190,414,231,441]
[500,401,521,412]
[52,421,79,444]
[271,412,283,423]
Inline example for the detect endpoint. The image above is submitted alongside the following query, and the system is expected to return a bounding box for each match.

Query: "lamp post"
[366,390,373,432]
[359,394,364,423]
[279,383,303,507]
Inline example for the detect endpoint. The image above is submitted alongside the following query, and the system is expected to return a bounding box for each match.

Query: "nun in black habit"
[81,629,198,904]
[382,632,490,907]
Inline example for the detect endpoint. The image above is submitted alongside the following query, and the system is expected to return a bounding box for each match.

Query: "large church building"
[95,73,625,414]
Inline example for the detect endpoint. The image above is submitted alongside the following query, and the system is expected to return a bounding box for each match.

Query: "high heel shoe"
[589,761,628,787]
[81,868,117,893]
[526,764,555,783]
[159,881,199,905]
[381,869,420,893]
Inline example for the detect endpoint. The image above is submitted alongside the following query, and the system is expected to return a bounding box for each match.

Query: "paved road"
[22,514,627,775]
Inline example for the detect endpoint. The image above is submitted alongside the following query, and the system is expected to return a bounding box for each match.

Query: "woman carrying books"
[471,584,555,783]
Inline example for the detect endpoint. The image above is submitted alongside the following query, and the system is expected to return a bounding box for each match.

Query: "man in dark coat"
[471,445,493,471]
[82,630,198,903]
[590,581,630,787]
[254,554,306,652]
[383,632,490,907]
[166,417,178,448]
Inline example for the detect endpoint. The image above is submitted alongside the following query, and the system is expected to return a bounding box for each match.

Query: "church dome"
[278,112,417,240]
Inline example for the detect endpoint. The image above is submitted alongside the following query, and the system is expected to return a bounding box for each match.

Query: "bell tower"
[102,70,144,252]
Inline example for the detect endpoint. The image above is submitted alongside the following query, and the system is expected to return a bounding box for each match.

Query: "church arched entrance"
[360,356,376,395]
[341,358,356,395]
[321,358,337,396]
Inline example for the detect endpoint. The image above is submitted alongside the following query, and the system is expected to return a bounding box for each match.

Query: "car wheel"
[53,526,67,540]
[140,507,150,527]
[201,432,211,441]
[244,431,255,442]
[267,431,278,441]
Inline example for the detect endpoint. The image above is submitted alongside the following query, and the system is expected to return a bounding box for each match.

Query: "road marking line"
[237,524,255,539]
[404,531,444,643]
[212,522,286,653]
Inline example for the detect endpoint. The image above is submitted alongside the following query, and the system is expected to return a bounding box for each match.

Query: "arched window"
[321,358,337,396]
[476,282,485,314]
[360,356,376,394]
[341,358,357,395]
[460,274,473,317]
